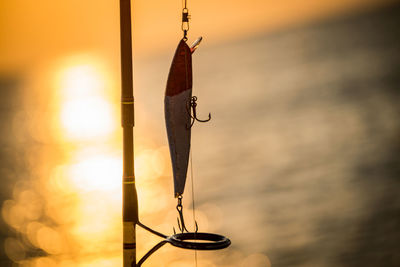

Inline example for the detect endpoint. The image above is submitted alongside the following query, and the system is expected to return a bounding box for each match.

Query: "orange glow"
[60,64,104,99]
[57,59,117,141]
[135,148,166,182]
[36,226,64,254]
[68,155,121,191]
[61,97,114,140]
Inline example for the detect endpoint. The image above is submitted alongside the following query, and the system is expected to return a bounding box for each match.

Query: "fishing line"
[184,0,198,264]
[189,148,198,267]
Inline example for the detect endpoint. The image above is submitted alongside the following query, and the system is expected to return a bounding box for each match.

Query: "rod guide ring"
[167,232,231,250]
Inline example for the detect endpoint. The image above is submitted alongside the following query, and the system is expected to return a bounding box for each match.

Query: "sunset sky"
[0,0,395,72]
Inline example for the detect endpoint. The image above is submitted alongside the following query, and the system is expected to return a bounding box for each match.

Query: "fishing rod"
[119,0,138,266]
[119,1,230,266]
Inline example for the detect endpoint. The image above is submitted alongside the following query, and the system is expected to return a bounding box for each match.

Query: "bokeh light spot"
[61,98,114,140]
[36,226,63,255]
[4,238,26,262]
[68,155,121,192]
[241,253,271,267]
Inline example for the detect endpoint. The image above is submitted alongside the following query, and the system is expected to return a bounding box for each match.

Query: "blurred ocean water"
[1,3,400,267]
[134,3,400,266]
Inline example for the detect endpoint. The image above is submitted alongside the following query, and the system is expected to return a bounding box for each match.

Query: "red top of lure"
[165,40,193,97]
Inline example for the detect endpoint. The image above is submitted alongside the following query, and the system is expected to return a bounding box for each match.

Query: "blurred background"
[0,0,400,266]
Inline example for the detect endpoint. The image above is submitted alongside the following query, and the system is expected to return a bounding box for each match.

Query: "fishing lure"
[165,37,210,198]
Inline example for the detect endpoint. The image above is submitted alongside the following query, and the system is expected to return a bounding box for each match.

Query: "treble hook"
[188,96,211,128]
[175,195,198,233]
